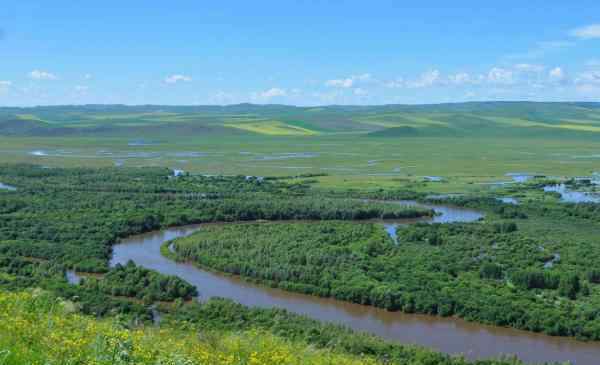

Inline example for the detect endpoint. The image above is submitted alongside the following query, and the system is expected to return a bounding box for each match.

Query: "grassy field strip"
[225,121,319,135]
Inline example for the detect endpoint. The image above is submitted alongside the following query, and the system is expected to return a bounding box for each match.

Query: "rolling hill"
[2,102,600,139]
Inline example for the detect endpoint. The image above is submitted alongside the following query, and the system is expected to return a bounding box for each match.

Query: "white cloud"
[251,87,287,102]
[576,70,600,85]
[384,78,405,88]
[448,72,472,85]
[84,74,93,80]
[353,88,368,96]
[326,78,353,88]
[575,84,600,99]
[515,63,545,73]
[261,87,286,98]
[325,73,372,88]
[487,67,514,84]
[164,74,192,84]
[29,70,58,80]
[570,24,600,39]
[0,81,11,94]
[74,85,89,92]
[408,70,441,88]
[549,67,566,82]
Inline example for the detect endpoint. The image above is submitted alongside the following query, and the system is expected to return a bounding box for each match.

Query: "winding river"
[110,201,600,364]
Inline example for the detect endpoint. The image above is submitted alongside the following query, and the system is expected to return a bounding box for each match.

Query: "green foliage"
[172,217,600,340]
[0,164,428,316]
[558,273,581,300]
[479,263,503,280]
[83,260,197,302]
[511,269,559,290]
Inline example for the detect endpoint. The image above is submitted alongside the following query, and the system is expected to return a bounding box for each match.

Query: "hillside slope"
[2,102,600,138]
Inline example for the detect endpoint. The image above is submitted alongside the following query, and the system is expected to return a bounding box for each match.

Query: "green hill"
[2,102,600,138]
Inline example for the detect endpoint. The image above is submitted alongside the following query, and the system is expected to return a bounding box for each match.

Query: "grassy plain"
[2,102,600,194]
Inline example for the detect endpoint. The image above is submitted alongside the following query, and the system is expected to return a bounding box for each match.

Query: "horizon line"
[1,100,599,109]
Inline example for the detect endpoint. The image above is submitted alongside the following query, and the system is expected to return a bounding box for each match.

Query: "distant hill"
[2,101,600,138]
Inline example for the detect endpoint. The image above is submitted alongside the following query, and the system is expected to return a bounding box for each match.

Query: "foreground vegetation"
[2,163,600,363]
[0,289,559,365]
[0,290,380,365]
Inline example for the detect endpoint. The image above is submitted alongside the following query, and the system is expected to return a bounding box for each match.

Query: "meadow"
[2,102,600,194]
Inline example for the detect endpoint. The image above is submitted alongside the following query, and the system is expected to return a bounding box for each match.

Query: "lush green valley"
[4,103,600,363]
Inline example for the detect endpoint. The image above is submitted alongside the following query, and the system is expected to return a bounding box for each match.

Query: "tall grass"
[0,290,383,365]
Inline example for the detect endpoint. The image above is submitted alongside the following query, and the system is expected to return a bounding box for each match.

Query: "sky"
[1,1,600,106]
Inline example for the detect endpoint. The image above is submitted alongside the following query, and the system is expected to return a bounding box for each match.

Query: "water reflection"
[65,270,82,285]
[544,184,600,203]
[498,197,519,205]
[381,200,483,242]
[0,183,16,191]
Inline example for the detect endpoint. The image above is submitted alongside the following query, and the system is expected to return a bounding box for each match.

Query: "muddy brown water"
[110,203,600,364]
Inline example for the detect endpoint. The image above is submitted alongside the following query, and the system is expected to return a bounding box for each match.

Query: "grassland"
[224,120,319,135]
[2,102,600,194]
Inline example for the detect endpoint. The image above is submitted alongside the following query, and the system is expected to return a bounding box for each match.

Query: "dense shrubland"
[0,164,430,273]
[82,260,198,302]
[172,219,600,340]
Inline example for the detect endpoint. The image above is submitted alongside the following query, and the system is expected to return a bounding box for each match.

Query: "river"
[109,201,600,364]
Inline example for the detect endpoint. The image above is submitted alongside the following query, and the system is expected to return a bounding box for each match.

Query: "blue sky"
[1,1,600,106]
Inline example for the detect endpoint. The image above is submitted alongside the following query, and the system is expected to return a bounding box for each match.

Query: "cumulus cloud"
[353,88,368,96]
[549,67,566,82]
[384,78,405,88]
[576,70,600,85]
[325,73,372,88]
[487,67,514,84]
[251,87,287,102]
[261,87,286,98]
[570,24,600,39]
[29,70,58,80]
[0,81,11,94]
[164,74,192,84]
[448,72,472,85]
[326,78,353,88]
[515,63,545,73]
[407,70,441,88]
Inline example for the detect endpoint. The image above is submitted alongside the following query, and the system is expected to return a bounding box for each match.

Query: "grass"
[2,134,600,193]
[3,102,600,193]
[224,120,319,135]
[0,290,387,365]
